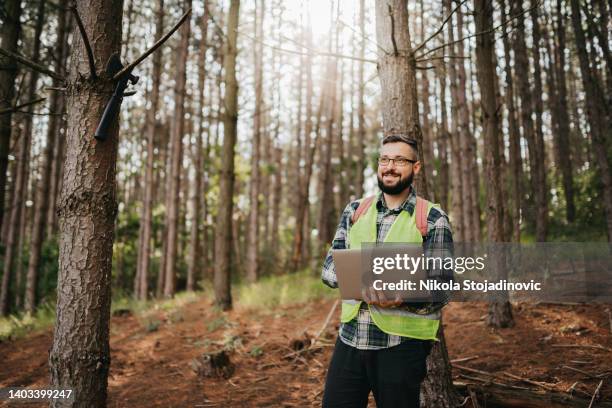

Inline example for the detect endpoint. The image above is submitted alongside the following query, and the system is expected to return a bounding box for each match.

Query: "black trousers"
[322,337,433,408]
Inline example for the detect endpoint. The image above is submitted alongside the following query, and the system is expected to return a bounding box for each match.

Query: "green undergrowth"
[0,300,56,341]
[1,269,335,341]
[235,269,336,310]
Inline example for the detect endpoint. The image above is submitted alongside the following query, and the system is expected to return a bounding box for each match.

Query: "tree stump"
[191,350,235,379]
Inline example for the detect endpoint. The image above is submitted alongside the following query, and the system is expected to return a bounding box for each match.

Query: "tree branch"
[416,1,539,59]
[242,31,377,64]
[337,18,388,55]
[113,8,192,81]
[413,0,467,54]
[416,55,471,63]
[70,4,97,79]
[0,97,46,115]
[0,47,65,82]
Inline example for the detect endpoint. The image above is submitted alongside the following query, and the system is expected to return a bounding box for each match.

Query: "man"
[321,134,453,408]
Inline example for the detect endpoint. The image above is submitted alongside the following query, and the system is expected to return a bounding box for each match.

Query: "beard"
[377,170,413,195]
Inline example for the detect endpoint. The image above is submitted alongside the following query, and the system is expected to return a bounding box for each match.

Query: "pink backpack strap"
[415,196,428,237]
[351,195,376,224]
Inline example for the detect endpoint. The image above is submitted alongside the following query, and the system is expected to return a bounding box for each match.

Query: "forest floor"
[1,295,611,407]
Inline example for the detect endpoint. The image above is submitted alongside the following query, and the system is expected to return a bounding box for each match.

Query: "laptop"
[332,245,433,302]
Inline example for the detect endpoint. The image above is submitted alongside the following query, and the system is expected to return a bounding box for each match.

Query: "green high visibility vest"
[341,195,441,341]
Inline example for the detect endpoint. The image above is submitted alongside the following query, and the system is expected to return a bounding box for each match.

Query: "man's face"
[377,142,420,195]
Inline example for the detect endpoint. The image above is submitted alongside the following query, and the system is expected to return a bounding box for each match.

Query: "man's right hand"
[361,287,403,308]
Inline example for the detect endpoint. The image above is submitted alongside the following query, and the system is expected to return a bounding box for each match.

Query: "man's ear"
[413,161,421,174]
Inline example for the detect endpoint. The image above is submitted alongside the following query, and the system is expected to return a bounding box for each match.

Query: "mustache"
[382,171,400,177]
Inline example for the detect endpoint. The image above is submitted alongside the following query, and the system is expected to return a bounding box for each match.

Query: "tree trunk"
[436,61,450,212]
[214,0,240,310]
[0,0,45,316]
[163,0,191,297]
[374,2,459,406]
[570,0,612,241]
[529,0,548,242]
[444,0,465,242]
[474,0,514,328]
[290,27,315,272]
[26,0,64,313]
[511,1,546,242]
[355,0,366,198]
[456,8,480,242]
[48,0,123,405]
[499,0,522,243]
[552,0,575,224]
[187,5,209,292]
[246,0,264,283]
[136,0,164,300]
[0,0,22,240]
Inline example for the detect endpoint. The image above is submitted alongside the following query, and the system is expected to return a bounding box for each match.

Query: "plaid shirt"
[321,186,454,350]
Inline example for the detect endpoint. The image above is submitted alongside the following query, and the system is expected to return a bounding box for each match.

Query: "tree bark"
[375,2,459,406]
[48,0,123,405]
[0,0,45,316]
[246,0,264,283]
[26,0,64,313]
[511,0,547,242]
[570,0,612,241]
[500,0,522,243]
[290,26,315,272]
[444,0,465,242]
[551,0,575,224]
[187,5,209,292]
[135,0,164,300]
[163,0,192,297]
[456,8,480,242]
[474,0,514,328]
[529,0,548,241]
[214,0,240,310]
[355,0,366,198]
[0,0,22,240]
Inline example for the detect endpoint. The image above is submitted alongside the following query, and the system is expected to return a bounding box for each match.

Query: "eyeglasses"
[378,157,417,167]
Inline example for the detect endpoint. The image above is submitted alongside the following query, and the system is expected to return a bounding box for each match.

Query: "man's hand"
[361,287,403,308]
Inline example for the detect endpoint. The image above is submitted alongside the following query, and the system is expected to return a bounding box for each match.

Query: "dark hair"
[382,134,418,152]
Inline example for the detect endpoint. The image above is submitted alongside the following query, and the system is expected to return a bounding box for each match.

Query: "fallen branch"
[458,373,530,391]
[551,343,611,352]
[588,379,604,408]
[561,365,601,379]
[451,356,479,364]
[453,381,612,408]
[70,4,97,79]
[313,299,339,343]
[502,371,558,391]
[113,8,192,80]
[0,47,64,82]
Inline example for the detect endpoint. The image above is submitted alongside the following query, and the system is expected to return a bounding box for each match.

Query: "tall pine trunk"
[163,0,191,297]
[246,0,264,283]
[0,0,45,316]
[474,0,514,328]
[214,0,240,310]
[26,0,64,313]
[136,0,164,300]
[374,2,458,406]
[569,0,612,241]
[49,0,123,405]
[0,0,22,240]
[500,0,522,243]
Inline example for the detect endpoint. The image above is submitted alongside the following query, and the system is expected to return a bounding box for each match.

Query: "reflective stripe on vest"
[341,196,441,341]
